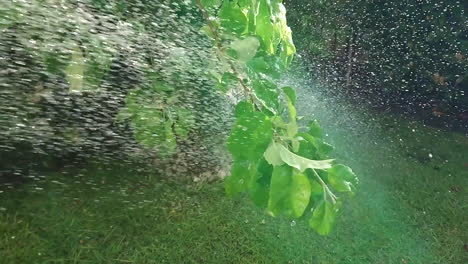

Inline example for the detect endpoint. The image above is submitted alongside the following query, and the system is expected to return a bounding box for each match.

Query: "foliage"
[195,0,358,234]
[118,85,195,156]
[0,0,225,168]
[2,121,468,263]
[0,0,357,234]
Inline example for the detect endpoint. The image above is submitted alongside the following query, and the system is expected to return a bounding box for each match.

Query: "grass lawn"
[1,112,467,263]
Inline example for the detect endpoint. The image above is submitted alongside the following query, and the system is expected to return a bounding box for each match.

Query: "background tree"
[285,0,468,126]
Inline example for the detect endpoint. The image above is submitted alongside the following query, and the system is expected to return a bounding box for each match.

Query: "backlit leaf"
[268,165,311,218]
[225,159,253,196]
[327,164,358,193]
[309,200,338,235]
[308,120,323,138]
[173,107,195,140]
[252,78,280,113]
[66,47,85,92]
[219,1,248,35]
[200,0,220,8]
[228,103,273,161]
[256,0,275,53]
[264,142,284,166]
[276,143,333,171]
[230,36,260,62]
[282,86,296,105]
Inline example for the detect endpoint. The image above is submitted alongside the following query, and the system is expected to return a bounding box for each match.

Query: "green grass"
[1,117,467,263]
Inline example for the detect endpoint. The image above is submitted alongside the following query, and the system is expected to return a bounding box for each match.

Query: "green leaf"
[230,36,260,62]
[250,158,272,207]
[276,143,333,171]
[132,113,164,146]
[252,157,273,208]
[271,115,287,129]
[301,133,334,157]
[246,56,282,79]
[279,26,296,67]
[309,179,324,204]
[216,72,238,92]
[228,104,273,161]
[200,0,221,8]
[268,165,311,218]
[174,107,195,140]
[83,39,113,89]
[251,181,270,208]
[270,2,296,66]
[66,47,85,92]
[0,3,22,29]
[282,86,296,105]
[308,120,323,138]
[317,140,334,156]
[285,95,298,138]
[282,86,297,138]
[327,164,358,193]
[234,101,254,118]
[255,0,275,53]
[309,200,338,235]
[225,159,253,196]
[264,142,284,166]
[162,119,177,155]
[296,138,318,160]
[252,78,280,113]
[132,107,177,156]
[237,0,250,8]
[286,122,298,138]
[219,1,248,36]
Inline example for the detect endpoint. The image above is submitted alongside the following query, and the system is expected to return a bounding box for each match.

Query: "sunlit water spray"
[0,0,233,185]
[283,60,467,262]
[0,1,467,262]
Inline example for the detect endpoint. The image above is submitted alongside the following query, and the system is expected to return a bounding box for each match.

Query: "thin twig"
[194,0,256,104]
[312,169,337,204]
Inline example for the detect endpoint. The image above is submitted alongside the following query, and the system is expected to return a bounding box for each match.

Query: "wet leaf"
[327,164,358,193]
[264,142,284,166]
[227,103,273,161]
[230,36,260,62]
[225,160,252,196]
[66,47,85,92]
[200,0,221,8]
[219,1,248,35]
[276,143,333,171]
[282,86,296,105]
[252,78,280,114]
[309,200,338,235]
[255,0,275,53]
[268,165,311,218]
[308,120,323,138]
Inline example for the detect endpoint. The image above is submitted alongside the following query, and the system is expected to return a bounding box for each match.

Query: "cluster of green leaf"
[118,79,195,156]
[1,1,114,93]
[196,0,358,234]
[0,0,123,160]
[1,0,204,159]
